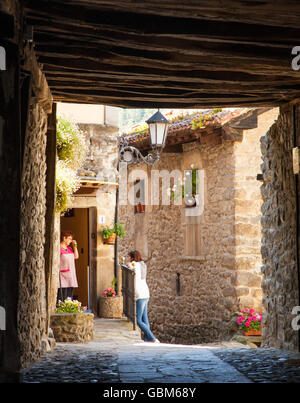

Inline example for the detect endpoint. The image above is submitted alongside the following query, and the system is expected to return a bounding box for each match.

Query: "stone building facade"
[52,103,120,316]
[119,107,279,344]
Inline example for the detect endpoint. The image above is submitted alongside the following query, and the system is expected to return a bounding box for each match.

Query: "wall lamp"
[119,110,169,166]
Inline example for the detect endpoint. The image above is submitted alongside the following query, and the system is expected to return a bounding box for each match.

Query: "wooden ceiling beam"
[37,54,295,80]
[36,0,300,29]
[46,77,300,96]
[42,65,298,84]
[33,41,292,72]
[52,92,282,108]
[24,1,300,40]
[31,21,297,51]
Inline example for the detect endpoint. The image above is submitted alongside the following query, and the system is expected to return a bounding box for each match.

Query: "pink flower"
[245,322,250,327]
[250,308,254,314]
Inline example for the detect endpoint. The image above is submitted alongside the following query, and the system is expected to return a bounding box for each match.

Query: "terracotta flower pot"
[104,233,116,244]
[243,330,261,336]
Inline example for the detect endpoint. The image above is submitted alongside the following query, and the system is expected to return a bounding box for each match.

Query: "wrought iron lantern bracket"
[119,138,161,166]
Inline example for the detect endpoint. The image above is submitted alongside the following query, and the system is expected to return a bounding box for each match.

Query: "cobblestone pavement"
[22,318,300,383]
[213,348,300,383]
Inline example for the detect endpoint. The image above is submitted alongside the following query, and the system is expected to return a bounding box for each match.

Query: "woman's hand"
[71,240,79,259]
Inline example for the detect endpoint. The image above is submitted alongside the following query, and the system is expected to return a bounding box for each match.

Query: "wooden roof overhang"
[73,178,118,196]
[122,107,263,153]
[22,1,300,109]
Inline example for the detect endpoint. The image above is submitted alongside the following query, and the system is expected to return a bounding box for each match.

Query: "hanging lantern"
[146,110,169,149]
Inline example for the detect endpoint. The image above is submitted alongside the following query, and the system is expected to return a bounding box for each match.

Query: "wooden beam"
[31,0,300,29]
[24,1,300,39]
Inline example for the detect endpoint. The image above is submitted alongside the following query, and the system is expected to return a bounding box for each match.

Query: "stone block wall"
[18,101,48,368]
[0,2,54,372]
[233,108,279,312]
[119,108,279,344]
[260,105,299,350]
[50,313,94,343]
[77,123,119,178]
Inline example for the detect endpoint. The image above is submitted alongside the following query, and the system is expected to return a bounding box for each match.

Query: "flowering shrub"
[56,116,87,170]
[55,116,88,213]
[56,297,87,313]
[237,308,262,332]
[103,288,116,297]
[55,159,80,212]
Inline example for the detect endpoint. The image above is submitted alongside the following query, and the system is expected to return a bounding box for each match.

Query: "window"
[134,179,145,214]
[183,169,205,257]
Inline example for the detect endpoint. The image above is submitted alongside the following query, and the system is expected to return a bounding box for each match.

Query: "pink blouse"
[59,246,78,288]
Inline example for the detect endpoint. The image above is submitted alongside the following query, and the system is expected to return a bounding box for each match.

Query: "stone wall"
[77,123,119,178]
[119,108,279,344]
[18,100,48,368]
[0,1,54,374]
[50,313,94,343]
[260,105,299,350]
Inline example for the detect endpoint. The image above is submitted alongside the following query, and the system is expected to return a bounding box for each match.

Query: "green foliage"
[55,116,87,213]
[56,117,87,170]
[112,277,117,291]
[55,159,80,213]
[171,169,198,201]
[102,222,126,239]
[191,108,223,130]
[56,297,86,313]
[114,222,126,238]
[101,226,115,239]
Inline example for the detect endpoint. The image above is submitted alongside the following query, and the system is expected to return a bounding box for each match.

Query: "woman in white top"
[128,250,159,343]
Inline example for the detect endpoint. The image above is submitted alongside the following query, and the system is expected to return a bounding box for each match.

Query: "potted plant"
[102,222,126,244]
[98,279,123,318]
[50,298,94,343]
[237,308,262,336]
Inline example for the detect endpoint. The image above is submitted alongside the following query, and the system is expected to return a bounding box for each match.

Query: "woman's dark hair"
[128,250,142,262]
[60,230,74,242]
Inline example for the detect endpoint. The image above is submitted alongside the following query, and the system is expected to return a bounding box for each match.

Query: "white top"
[133,261,150,300]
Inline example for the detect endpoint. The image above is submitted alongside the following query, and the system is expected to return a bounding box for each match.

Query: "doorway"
[61,208,89,307]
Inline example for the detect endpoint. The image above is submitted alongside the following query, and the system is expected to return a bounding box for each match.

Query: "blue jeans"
[136,298,156,341]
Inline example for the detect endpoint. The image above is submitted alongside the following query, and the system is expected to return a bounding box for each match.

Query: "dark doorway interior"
[61,208,89,307]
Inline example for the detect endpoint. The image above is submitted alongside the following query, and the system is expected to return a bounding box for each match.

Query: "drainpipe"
[292,104,300,352]
[114,161,120,294]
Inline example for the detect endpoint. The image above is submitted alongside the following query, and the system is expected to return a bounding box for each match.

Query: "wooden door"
[61,208,89,306]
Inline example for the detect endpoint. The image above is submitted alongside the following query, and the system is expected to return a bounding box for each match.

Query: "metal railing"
[121,264,136,330]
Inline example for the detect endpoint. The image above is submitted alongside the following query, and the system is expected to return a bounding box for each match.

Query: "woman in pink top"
[57,230,79,302]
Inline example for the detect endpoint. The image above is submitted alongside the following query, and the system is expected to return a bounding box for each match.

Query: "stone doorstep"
[232,334,262,348]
